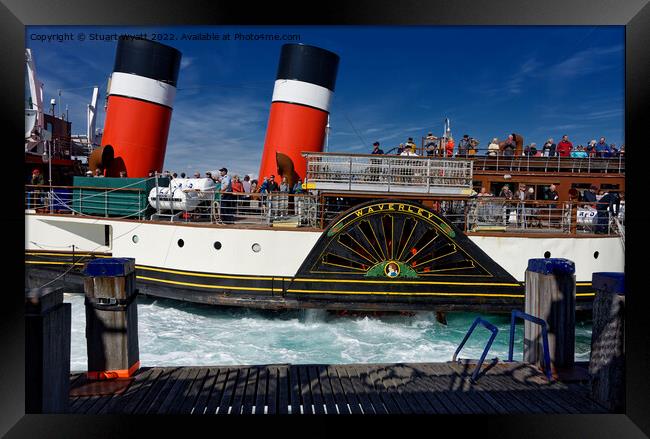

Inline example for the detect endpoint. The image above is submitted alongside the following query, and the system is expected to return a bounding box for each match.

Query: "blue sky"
[26,26,624,177]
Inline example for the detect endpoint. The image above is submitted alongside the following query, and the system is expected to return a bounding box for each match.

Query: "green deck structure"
[72,177,170,219]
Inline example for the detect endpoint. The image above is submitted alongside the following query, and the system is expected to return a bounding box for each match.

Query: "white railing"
[303,152,474,196]
[25,185,624,236]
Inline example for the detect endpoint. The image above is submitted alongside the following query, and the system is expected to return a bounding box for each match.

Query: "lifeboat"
[148,178,215,212]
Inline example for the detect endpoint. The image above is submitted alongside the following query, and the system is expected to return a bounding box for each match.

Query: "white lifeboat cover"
[148,178,216,212]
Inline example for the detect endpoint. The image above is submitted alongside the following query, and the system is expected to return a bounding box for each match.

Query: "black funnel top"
[113,38,182,87]
[276,44,340,92]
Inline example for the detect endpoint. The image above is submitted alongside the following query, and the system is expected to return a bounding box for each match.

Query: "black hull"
[25,263,593,313]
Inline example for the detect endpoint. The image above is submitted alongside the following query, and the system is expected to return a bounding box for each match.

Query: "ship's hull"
[25,204,624,312]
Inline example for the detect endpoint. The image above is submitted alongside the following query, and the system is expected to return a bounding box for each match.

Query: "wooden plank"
[308,366,325,415]
[277,366,289,415]
[143,367,187,414]
[297,366,313,415]
[441,363,502,414]
[467,366,554,414]
[333,365,362,414]
[192,368,221,415]
[388,365,437,415]
[99,367,161,414]
[325,365,349,415]
[364,365,401,414]
[288,365,301,415]
[316,365,338,415]
[348,365,388,415]
[119,367,167,414]
[156,367,196,414]
[178,368,210,415]
[165,367,202,414]
[74,395,102,414]
[254,367,268,415]
[83,392,118,415]
[491,365,569,414]
[216,368,240,415]
[370,365,414,414]
[414,365,474,414]
[387,364,434,414]
[241,367,258,415]
[449,363,548,414]
[69,394,90,413]
[338,366,376,415]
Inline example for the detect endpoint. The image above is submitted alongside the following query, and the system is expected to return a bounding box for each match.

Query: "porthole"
[544,251,551,258]
[252,243,261,253]
[594,251,599,259]
[214,241,222,250]
[177,239,184,248]
[132,235,139,244]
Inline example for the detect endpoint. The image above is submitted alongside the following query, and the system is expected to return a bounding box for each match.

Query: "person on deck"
[542,138,556,157]
[499,184,514,225]
[586,140,597,157]
[594,190,620,234]
[424,133,438,157]
[556,135,573,157]
[445,137,455,157]
[218,167,234,224]
[370,141,384,181]
[487,138,500,157]
[278,177,290,216]
[502,135,516,157]
[458,135,471,158]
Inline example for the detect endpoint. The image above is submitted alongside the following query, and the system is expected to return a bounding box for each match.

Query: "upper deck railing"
[418,138,625,174]
[303,152,474,196]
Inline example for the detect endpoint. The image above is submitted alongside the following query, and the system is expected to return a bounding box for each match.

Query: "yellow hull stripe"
[135,265,292,282]
[576,293,596,297]
[26,260,85,266]
[136,276,277,292]
[292,278,521,287]
[26,252,111,258]
[286,288,525,298]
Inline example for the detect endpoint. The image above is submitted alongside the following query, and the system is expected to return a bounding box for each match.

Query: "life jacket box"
[72,176,170,219]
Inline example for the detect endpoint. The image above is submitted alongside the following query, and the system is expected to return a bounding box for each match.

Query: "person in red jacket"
[556,135,573,157]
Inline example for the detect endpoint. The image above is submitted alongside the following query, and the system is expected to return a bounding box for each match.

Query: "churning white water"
[65,294,593,371]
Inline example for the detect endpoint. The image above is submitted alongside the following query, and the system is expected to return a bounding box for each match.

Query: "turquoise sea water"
[65,294,593,371]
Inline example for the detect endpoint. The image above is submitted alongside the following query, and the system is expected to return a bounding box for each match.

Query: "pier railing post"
[524,258,576,374]
[25,287,71,413]
[589,272,625,412]
[83,257,140,380]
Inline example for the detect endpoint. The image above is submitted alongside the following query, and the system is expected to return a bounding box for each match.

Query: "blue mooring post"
[589,272,625,412]
[83,258,139,380]
[525,258,576,373]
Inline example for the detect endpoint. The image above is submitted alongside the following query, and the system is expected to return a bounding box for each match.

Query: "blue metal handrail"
[452,317,499,383]
[507,310,553,381]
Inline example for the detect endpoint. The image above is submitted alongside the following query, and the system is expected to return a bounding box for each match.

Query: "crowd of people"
[369,134,625,159]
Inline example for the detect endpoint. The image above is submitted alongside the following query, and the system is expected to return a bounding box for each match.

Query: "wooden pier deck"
[68,361,607,415]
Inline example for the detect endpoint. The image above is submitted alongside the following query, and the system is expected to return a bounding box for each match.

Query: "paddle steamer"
[25,39,625,313]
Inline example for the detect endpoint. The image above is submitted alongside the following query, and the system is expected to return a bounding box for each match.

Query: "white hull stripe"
[271,79,332,112]
[109,71,177,108]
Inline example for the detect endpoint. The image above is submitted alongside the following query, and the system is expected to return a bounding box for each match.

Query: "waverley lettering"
[351,204,436,221]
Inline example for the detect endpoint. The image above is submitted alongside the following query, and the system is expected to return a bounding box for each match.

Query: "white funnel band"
[109,71,177,108]
[271,79,333,112]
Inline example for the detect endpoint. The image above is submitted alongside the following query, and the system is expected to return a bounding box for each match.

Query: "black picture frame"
[2,0,647,436]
